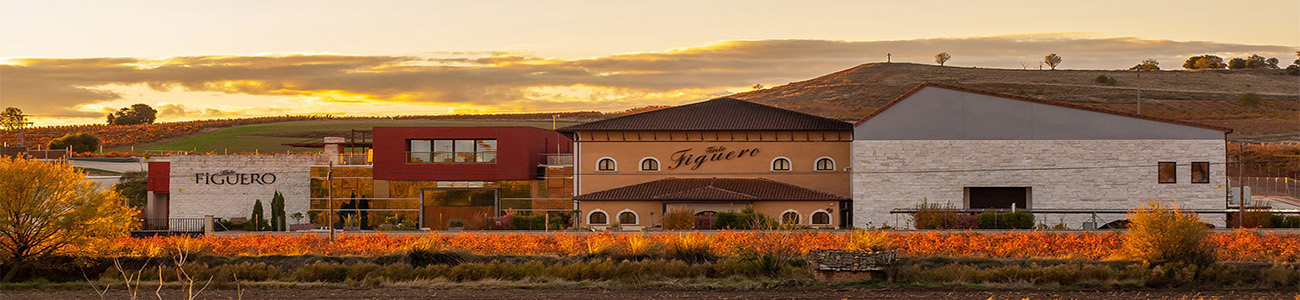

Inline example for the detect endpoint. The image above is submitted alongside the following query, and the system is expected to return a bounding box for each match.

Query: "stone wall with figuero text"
[168,155,315,220]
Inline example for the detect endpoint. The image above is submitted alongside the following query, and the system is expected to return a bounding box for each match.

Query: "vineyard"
[69,230,1300,262]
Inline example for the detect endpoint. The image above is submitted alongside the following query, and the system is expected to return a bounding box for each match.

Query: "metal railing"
[136,217,215,232]
[543,154,573,166]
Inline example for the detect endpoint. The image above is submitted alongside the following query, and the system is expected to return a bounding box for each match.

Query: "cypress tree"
[271,191,286,231]
[251,199,267,231]
[358,196,370,230]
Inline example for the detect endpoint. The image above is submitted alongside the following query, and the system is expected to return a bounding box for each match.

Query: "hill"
[729,63,1300,142]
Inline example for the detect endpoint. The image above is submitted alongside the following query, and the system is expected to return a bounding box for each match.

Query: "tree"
[250,199,268,231]
[106,103,158,125]
[1043,53,1062,70]
[1128,58,1160,71]
[0,107,25,131]
[934,52,951,66]
[270,191,286,231]
[47,133,100,152]
[113,171,148,209]
[1265,57,1280,69]
[752,84,763,90]
[1238,93,1262,107]
[0,156,136,281]
[1183,55,1226,70]
[1229,54,1270,69]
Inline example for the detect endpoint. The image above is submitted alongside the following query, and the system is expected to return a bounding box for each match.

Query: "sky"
[1,0,1297,126]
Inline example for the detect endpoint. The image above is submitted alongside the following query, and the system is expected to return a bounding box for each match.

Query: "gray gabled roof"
[559,98,852,132]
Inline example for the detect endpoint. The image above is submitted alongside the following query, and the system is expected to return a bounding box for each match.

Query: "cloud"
[2,34,1294,123]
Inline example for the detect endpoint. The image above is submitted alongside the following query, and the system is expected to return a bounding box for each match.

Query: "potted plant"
[291,212,304,224]
[447,219,465,231]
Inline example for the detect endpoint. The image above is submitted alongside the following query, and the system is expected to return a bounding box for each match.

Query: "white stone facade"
[168,155,315,220]
[851,140,1227,228]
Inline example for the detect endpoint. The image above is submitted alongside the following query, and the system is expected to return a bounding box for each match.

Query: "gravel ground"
[4,287,1296,300]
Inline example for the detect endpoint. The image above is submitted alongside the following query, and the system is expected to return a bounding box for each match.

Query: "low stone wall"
[808,249,898,282]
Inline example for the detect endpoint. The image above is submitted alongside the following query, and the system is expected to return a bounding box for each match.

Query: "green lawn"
[111,119,581,153]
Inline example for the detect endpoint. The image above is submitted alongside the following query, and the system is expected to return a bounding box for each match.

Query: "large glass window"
[1191,162,1209,183]
[408,139,497,163]
[1158,162,1177,183]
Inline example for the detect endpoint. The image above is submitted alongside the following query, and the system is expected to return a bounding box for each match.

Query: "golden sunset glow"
[0,1,1296,126]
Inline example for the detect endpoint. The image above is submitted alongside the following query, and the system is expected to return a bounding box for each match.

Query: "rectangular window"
[965,187,1030,209]
[1158,162,1177,184]
[1191,162,1209,183]
[408,139,497,164]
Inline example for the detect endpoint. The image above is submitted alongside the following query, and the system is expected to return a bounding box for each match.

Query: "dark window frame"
[780,211,800,225]
[588,211,608,225]
[617,211,638,225]
[596,158,617,171]
[810,211,831,225]
[640,157,660,172]
[815,157,835,171]
[1190,162,1210,184]
[1158,162,1177,184]
[771,157,792,171]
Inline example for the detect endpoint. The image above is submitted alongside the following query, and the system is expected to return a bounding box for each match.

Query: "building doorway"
[420,188,498,229]
[965,187,1031,209]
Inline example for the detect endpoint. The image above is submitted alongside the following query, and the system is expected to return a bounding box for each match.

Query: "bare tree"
[934,52,951,66]
[1044,53,1063,70]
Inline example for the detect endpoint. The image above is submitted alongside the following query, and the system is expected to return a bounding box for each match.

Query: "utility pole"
[1136,89,1142,115]
[328,161,336,241]
[1238,142,1245,228]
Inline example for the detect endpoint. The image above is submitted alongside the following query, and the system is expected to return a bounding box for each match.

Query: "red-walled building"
[371,127,571,181]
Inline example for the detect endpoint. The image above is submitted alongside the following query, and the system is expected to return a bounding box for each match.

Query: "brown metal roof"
[573,177,848,201]
[559,98,852,132]
[855,83,1233,133]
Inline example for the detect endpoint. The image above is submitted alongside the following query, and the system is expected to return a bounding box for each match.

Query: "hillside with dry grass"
[730,63,1300,142]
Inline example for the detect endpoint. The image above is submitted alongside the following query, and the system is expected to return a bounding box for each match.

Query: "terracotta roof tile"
[574,177,848,201]
[559,98,852,132]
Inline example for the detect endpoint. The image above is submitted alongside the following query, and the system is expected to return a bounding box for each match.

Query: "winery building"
[560,98,853,229]
[851,83,1232,228]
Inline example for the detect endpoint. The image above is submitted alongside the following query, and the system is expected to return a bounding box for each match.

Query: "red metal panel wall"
[371,127,571,181]
[147,161,170,192]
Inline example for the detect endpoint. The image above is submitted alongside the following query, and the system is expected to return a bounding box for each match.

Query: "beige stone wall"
[575,138,851,196]
[168,155,315,220]
[578,200,842,229]
[852,140,1228,228]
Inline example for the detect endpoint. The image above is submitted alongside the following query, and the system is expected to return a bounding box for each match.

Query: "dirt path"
[4,287,1294,300]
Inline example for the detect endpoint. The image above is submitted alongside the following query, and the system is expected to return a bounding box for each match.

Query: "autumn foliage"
[62,230,1299,263]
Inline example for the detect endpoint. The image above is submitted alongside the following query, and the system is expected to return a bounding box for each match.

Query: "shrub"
[1124,201,1215,266]
[1093,74,1117,85]
[845,230,892,252]
[661,207,695,230]
[1269,214,1300,228]
[510,214,546,230]
[1238,92,1262,107]
[713,207,776,229]
[446,218,463,228]
[976,211,1035,229]
[910,202,974,229]
[664,233,715,263]
[46,133,101,152]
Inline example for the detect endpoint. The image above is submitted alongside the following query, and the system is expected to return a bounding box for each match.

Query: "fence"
[135,217,221,233]
[1230,177,1300,199]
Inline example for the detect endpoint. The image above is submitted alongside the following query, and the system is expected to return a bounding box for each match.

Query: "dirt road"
[4,287,1295,300]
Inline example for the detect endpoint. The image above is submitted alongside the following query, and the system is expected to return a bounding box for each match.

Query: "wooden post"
[204,215,214,236]
[1238,142,1244,228]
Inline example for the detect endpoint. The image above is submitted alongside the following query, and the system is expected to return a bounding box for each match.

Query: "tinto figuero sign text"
[668,145,760,170]
[194,170,278,185]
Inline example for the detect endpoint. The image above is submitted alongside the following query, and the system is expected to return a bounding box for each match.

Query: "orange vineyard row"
[66,230,1299,262]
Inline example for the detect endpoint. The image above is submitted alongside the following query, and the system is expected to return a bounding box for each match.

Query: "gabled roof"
[854,83,1233,132]
[573,177,848,201]
[559,98,852,132]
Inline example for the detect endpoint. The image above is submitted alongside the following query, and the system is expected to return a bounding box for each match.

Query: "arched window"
[811,210,831,225]
[780,210,800,225]
[815,157,835,171]
[588,210,608,225]
[596,157,617,171]
[639,157,660,172]
[771,157,791,172]
[617,210,638,225]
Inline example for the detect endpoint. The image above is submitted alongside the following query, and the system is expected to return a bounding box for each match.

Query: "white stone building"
[156,155,314,220]
[852,83,1231,228]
